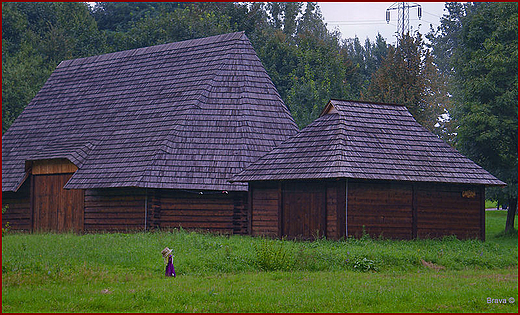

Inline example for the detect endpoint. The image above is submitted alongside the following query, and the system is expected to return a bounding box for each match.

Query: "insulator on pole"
[386,10,391,23]
[417,6,422,19]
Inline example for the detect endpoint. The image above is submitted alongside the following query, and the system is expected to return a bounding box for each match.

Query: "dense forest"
[1,2,518,229]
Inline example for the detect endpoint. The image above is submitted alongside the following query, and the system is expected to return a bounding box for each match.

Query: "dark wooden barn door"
[33,173,84,232]
[282,182,326,239]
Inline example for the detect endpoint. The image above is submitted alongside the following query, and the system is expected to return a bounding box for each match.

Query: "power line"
[423,10,443,19]
[328,21,395,26]
[328,19,385,23]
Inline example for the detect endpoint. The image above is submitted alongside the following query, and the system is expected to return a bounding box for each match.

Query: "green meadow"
[2,211,517,313]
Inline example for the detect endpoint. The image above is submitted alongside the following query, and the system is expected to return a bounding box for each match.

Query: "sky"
[318,2,448,44]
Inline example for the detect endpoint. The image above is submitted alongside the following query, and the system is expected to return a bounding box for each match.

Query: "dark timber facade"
[246,180,486,240]
[232,100,505,240]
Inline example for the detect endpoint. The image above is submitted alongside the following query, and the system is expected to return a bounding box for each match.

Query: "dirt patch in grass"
[421,259,446,270]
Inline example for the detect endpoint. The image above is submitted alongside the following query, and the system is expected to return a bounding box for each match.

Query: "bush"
[2,204,10,236]
[254,238,293,271]
[352,257,378,272]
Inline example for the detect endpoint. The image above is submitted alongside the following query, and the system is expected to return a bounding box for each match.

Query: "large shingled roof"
[2,32,298,192]
[231,99,505,186]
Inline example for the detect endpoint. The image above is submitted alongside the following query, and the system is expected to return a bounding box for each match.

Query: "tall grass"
[2,211,518,313]
[2,214,517,277]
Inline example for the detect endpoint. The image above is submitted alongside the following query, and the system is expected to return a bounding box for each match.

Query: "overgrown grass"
[2,212,518,313]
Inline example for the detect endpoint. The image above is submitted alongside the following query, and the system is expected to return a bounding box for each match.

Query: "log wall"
[5,184,247,234]
[2,179,32,232]
[416,183,483,239]
[250,182,280,237]
[347,180,414,239]
[84,188,146,232]
[154,189,248,235]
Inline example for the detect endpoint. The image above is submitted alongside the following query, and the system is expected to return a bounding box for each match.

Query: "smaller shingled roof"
[231,99,506,186]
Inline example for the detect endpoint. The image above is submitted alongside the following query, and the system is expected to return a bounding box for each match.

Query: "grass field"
[2,211,518,313]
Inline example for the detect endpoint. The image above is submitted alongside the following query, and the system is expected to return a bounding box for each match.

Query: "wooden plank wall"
[416,183,482,239]
[347,181,413,239]
[250,180,345,240]
[282,181,327,239]
[249,179,484,240]
[33,174,84,232]
[327,180,346,240]
[2,180,32,231]
[31,159,78,175]
[326,185,338,238]
[250,182,280,237]
[84,188,146,232]
[156,190,247,235]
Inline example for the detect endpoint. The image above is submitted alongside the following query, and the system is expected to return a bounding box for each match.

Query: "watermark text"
[487,297,515,304]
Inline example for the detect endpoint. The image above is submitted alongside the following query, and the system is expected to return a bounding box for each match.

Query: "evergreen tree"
[343,33,389,99]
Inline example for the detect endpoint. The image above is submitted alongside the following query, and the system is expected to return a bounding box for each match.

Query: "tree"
[425,2,466,76]
[91,2,184,32]
[254,2,358,128]
[265,2,302,37]
[2,2,105,133]
[342,33,389,99]
[450,2,518,232]
[365,32,448,132]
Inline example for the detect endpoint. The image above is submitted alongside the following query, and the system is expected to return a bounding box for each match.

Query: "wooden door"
[33,173,84,232]
[282,182,326,239]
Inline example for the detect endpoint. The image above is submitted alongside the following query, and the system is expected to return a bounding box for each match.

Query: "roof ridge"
[330,114,351,176]
[330,98,409,108]
[58,31,246,69]
[194,33,250,109]
[135,107,195,187]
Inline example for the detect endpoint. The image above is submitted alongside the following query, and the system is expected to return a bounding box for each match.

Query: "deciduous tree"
[365,33,448,132]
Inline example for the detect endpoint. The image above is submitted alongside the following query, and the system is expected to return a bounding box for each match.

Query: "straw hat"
[161,247,172,262]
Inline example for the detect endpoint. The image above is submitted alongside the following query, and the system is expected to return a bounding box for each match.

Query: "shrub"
[2,204,10,236]
[254,238,293,271]
[352,257,378,272]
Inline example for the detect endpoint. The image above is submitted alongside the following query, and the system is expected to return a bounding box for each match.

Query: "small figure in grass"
[161,247,176,277]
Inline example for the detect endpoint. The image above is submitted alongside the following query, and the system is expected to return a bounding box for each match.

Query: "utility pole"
[386,2,422,37]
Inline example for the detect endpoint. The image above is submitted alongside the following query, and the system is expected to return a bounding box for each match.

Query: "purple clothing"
[165,255,176,277]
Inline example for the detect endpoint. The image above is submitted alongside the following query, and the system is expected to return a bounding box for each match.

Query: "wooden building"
[231,99,505,240]
[2,32,298,233]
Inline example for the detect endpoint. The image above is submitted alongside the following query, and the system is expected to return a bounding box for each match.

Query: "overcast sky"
[318,2,448,44]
